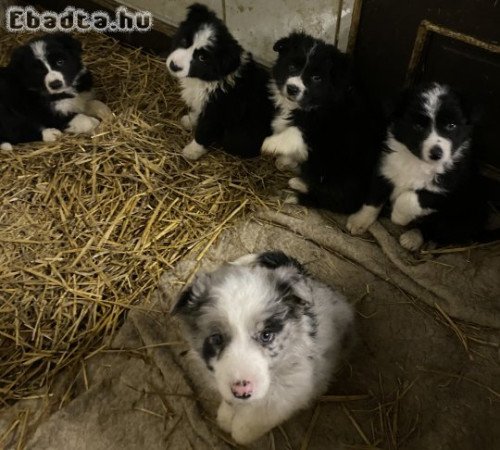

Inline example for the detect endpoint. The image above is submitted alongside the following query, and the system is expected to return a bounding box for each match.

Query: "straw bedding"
[0,31,283,406]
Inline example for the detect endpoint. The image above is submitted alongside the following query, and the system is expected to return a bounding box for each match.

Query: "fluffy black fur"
[268,32,382,213]
[354,83,499,246]
[0,33,92,146]
[167,4,274,158]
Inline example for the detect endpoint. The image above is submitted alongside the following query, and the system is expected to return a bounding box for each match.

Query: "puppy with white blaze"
[262,32,381,213]
[166,3,274,160]
[0,33,111,149]
[347,82,500,250]
[172,251,354,445]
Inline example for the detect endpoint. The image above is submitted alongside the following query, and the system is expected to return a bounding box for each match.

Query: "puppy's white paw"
[261,134,280,156]
[288,177,308,193]
[216,401,234,434]
[66,114,100,134]
[399,229,424,251]
[42,128,62,142]
[231,413,268,445]
[86,99,112,120]
[283,192,299,204]
[182,140,207,160]
[347,205,380,235]
[1,142,13,150]
[180,115,193,131]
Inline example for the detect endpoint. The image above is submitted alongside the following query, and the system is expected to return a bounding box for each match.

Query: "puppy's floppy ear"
[329,48,351,86]
[216,40,241,76]
[273,36,291,53]
[8,45,29,71]
[171,273,210,316]
[54,33,83,56]
[186,3,218,22]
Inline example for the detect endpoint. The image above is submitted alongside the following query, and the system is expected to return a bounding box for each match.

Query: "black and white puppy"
[172,251,354,445]
[0,33,111,149]
[347,82,499,250]
[166,3,274,160]
[262,32,381,213]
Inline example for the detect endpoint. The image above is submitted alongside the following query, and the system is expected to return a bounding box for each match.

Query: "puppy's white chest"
[382,148,442,200]
[180,78,217,116]
[52,91,93,116]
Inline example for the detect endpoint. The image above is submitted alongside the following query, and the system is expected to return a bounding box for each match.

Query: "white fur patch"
[41,128,62,142]
[31,40,67,94]
[261,126,308,164]
[391,191,433,226]
[65,114,100,134]
[166,24,215,79]
[182,139,208,160]
[179,77,219,123]
[346,204,382,235]
[382,133,449,201]
[1,142,13,151]
[399,228,424,251]
[268,80,297,133]
[285,76,305,101]
[422,83,447,118]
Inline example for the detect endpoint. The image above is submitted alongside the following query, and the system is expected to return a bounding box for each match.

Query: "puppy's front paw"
[231,414,268,445]
[42,128,63,142]
[1,142,13,150]
[261,134,281,156]
[391,209,412,226]
[347,205,380,235]
[180,115,193,131]
[86,100,112,120]
[216,401,234,434]
[399,229,424,251]
[182,140,207,160]
[66,114,100,134]
[288,177,308,193]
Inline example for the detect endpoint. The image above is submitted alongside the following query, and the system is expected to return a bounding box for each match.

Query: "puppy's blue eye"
[208,333,223,346]
[445,123,456,131]
[312,75,322,83]
[258,331,275,344]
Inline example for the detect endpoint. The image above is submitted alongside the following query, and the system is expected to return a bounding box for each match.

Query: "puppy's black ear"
[329,48,351,86]
[257,251,306,274]
[55,33,82,56]
[171,273,210,316]
[217,41,241,76]
[273,37,290,53]
[186,3,217,22]
[8,45,29,71]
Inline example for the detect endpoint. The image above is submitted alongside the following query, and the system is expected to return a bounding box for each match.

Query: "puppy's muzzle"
[286,83,300,98]
[231,379,253,399]
[429,145,443,161]
[169,61,182,73]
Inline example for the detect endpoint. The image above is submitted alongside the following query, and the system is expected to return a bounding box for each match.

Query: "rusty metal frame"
[346,0,363,54]
[406,20,500,84]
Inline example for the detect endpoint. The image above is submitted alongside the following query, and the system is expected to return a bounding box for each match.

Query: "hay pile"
[0,31,283,406]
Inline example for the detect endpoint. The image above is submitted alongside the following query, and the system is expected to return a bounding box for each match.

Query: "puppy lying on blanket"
[0,33,111,150]
[172,251,354,444]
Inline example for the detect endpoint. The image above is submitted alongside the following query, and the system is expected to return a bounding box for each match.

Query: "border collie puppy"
[166,3,274,160]
[0,33,111,150]
[262,32,381,213]
[347,82,499,250]
[172,251,354,445]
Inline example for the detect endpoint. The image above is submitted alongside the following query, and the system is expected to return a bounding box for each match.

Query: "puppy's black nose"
[286,84,300,97]
[429,146,443,161]
[169,61,182,73]
[48,80,63,90]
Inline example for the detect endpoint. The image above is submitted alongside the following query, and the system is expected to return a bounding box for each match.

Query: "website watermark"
[6,6,153,33]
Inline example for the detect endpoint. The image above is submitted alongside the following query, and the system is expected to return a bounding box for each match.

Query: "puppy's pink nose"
[231,380,253,399]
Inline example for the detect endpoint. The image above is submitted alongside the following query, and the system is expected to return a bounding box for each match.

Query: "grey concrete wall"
[119,0,354,65]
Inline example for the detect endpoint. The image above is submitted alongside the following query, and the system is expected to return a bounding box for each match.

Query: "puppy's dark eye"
[445,122,457,131]
[289,64,297,72]
[55,59,65,67]
[311,75,322,83]
[180,37,188,47]
[208,333,223,346]
[413,123,425,131]
[198,53,207,62]
[258,331,275,344]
